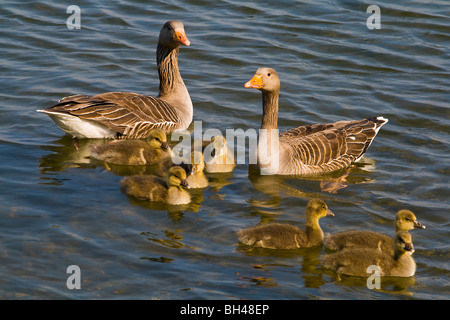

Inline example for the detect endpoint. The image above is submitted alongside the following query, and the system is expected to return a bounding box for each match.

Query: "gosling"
[236,198,334,249]
[186,151,208,188]
[321,231,416,277]
[90,129,171,165]
[324,209,425,254]
[204,136,235,173]
[120,166,190,205]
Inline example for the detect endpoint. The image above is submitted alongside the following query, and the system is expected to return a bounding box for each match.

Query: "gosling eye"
[322,205,326,209]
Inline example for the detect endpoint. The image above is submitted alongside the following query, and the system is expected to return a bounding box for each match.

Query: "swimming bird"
[324,209,425,254]
[321,231,416,277]
[37,20,192,138]
[90,129,171,165]
[236,198,334,249]
[186,151,209,188]
[244,67,388,175]
[204,136,235,173]
[121,166,190,205]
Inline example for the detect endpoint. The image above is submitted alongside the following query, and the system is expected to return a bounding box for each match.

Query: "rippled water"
[0,0,449,300]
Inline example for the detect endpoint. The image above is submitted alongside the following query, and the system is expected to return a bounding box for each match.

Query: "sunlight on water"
[0,0,448,300]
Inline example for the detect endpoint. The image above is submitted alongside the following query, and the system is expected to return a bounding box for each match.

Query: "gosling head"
[211,135,227,158]
[168,166,190,189]
[148,129,170,151]
[189,151,205,175]
[306,198,334,220]
[244,67,280,93]
[395,231,415,256]
[396,209,425,231]
[159,20,190,50]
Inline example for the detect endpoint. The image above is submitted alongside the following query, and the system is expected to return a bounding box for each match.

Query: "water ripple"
[0,0,448,299]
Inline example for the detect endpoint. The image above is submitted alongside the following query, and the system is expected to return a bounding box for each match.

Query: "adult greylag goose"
[324,209,425,254]
[121,166,190,205]
[90,129,171,165]
[244,67,388,175]
[321,231,416,277]
[236,198,334,249]
[37,20,192,138]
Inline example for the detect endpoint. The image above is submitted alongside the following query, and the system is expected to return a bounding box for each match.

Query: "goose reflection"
[248,156,377,203]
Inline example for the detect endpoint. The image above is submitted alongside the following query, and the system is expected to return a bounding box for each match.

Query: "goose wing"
[42,92,180,138]
[280,117,387,173]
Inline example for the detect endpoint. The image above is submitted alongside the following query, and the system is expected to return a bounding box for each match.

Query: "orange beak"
[244,74,263,89]
[174,28,190,46]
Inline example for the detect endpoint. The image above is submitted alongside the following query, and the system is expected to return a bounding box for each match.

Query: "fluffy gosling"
[236,198,334,249]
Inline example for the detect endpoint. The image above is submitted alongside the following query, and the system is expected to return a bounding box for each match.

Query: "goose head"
[148,129,170,151]
[168,166,190,189]
[244,67,280,93]
[396,209,425,231]
[395,231,415,256]
[306,198,334,220]
[159,20,190,49]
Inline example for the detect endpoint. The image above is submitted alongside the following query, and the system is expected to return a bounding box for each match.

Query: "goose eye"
[267,72,271,77]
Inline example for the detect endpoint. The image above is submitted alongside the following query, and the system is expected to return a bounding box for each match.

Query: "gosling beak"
[175,28,190,46]
[404,242,415,254]
[326,209,335,217]
[161,142,170,151]
[180,179,190,189]
[244,74,263,89]
[414,220,426,229]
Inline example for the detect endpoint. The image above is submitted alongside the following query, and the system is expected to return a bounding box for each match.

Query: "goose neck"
[157,43,184,97]
[261,89,279,130]
[305,218,324,244]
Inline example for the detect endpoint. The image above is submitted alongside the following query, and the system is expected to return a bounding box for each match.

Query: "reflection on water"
[247,157,377,205]
[38,136,95,173]
[236,245,326,289]
[141,229,198,250]
[322,271,416,296]
[1,0,448,300]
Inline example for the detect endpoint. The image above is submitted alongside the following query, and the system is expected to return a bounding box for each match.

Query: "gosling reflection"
[236,240,326,289]
[140,229,198,250]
